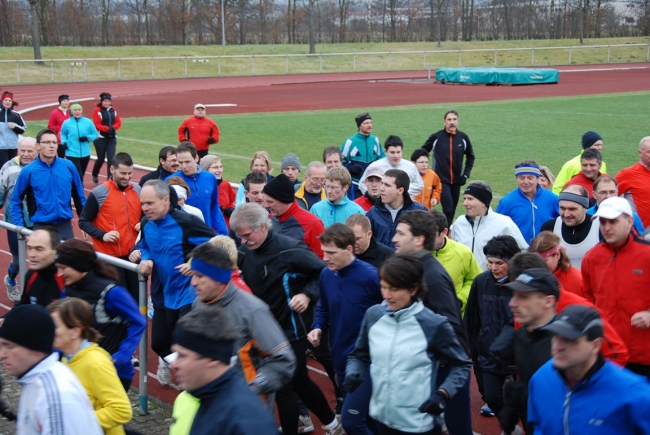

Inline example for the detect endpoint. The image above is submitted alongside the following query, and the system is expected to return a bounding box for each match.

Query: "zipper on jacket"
[123,190,133,254]
[563,390,572,435]
[449,136,454,184]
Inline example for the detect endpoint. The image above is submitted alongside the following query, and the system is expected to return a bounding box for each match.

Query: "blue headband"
[172,327,234,362]
[515,164,541,177]
[190,257,232,284]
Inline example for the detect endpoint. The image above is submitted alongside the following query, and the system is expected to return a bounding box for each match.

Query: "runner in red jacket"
[177,103,220,159]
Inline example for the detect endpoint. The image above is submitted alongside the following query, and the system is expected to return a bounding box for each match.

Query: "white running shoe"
[157,357,172,385]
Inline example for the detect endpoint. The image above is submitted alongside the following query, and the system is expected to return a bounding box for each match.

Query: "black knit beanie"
[55,239,97,273]
[0,305,54,354]
[100,92,112,101]
[263,174,296,204]
[581,131,602,150]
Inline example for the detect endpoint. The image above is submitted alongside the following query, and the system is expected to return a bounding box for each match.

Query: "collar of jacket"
[189,365,238,400]
[557,354,605,390]
[381,299,424,319]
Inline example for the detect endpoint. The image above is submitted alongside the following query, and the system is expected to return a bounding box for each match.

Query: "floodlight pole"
[221,0,226,46]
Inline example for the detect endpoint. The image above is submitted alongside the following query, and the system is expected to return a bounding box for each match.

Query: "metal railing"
[0,221,150,415]
[1,43,649,85]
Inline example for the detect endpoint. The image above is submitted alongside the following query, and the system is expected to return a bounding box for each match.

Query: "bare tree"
[28,0,43,61]
[101,0,111,44]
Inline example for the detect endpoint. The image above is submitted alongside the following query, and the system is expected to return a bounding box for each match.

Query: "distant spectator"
[410,148,441,210]
[359,135,423,197]
[340,112,384,198]
[422,110,475,227]
[47,94,70,158]
[281,153,302,186]
[177,103,220,159]
[61,103,98,181]
[539,166,555,190]
[552,131,608,194]
[0,90,26,168]
[91,92,121,184]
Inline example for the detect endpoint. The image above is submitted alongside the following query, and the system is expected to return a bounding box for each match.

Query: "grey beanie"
[281,153,301,172]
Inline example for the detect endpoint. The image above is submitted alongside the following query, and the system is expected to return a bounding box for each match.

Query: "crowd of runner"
[0,89,650,435]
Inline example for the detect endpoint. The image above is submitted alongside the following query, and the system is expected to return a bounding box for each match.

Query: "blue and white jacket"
[60,116,98,158]
[140,208,215,309]
[10,157,86,226]
[496,185,559,243]
[0,107,26,150]
[347,301,472,433]
[310,195,365,228]
[313,259,382,375]
[166,167,227,235]
[528,358,650,434]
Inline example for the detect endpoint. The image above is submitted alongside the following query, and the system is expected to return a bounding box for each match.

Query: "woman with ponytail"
[48,297,132,435]
[55,239,146,391]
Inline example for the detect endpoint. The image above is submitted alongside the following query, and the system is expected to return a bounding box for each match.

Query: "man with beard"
[295,162,327,211]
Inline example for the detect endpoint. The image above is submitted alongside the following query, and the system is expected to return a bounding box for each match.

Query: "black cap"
[504,268,560,299]
[263,174,296,204]
[542,305,604,340]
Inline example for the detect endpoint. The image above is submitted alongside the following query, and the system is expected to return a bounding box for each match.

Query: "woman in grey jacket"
[345,255,472,435]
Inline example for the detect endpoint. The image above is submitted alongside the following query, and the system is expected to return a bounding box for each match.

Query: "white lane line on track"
[18,98,96,115]
[307,365,329,376]
[561,67,647,73]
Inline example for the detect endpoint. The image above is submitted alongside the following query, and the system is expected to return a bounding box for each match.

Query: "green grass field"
[29,90,650,200]
[2,37,649,85]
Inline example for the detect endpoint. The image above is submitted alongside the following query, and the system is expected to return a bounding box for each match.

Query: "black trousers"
[197,149,209,159]
[93,137,117,178]
[68,156,90,182]
[379,423,441,435]
[440,183,462,228]
[151,304,192,358]
[276,338,336,435]
[0,149,17,170]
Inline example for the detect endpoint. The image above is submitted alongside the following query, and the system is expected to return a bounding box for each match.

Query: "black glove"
[108,127,116,135]
[418,390,448,415]
[343,372,364,394]
[62,143,68,151]
[79,136,89,142]
[207,137,216,145]
[458,175,468,186]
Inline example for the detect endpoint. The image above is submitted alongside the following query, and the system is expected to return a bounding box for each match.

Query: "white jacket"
[16,353,103,435]
[358,158,424,197]
[451,208,528,271]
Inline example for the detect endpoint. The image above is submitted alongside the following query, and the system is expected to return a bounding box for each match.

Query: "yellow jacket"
[170,391,201,435]
[433,237,482,316]
[64,342,132,435]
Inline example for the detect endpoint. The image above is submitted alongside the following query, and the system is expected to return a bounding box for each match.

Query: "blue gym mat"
[435,67,559,85]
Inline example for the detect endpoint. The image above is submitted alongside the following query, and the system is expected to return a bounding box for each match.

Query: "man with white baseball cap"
[528,305,650,434]
[582,196,650,381]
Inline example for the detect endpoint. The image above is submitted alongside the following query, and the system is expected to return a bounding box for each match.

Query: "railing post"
[218,56,221,77]
[428,64,431,80]
[531,48,534,65]
[16,60,20,84]
[494,49,497,66]
[138,273,149,415]
[353,54,356,72]
[286,55,289,74]
[569,47,572,64]
[151,57,154,79]
[388,52,391,70]
[252,55,255,75]
[647,44,649,62]
[319,54,322,73]
[607,45,611,63]
[184,57,188,78]
[17,231,27,290]
[459,50,462,67]
[51,60,54,83]
[423,51,426,69]
[84,59,88,82]
[118,58,121,80]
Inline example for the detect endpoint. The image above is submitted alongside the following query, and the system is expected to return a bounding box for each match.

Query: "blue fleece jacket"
[140,208,215,309]
[10,157,86,226]
[529,358,650,435]
[496,186,559,243]
[166,167,227,235]
[366,197,427,249]
[60,116,98,158]
[312,258,382,375]
[310,195,365,227]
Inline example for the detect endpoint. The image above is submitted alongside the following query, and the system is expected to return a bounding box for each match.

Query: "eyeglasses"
[325,185,342,191]
[39,141,58,145]
[309,177,326,183]
[236,228,257,241]
[595,190,617,196]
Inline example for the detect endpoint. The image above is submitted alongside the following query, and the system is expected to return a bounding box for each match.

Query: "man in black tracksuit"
[139,146,179,186]
[422,110,475,226]
[231,203,344,435]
